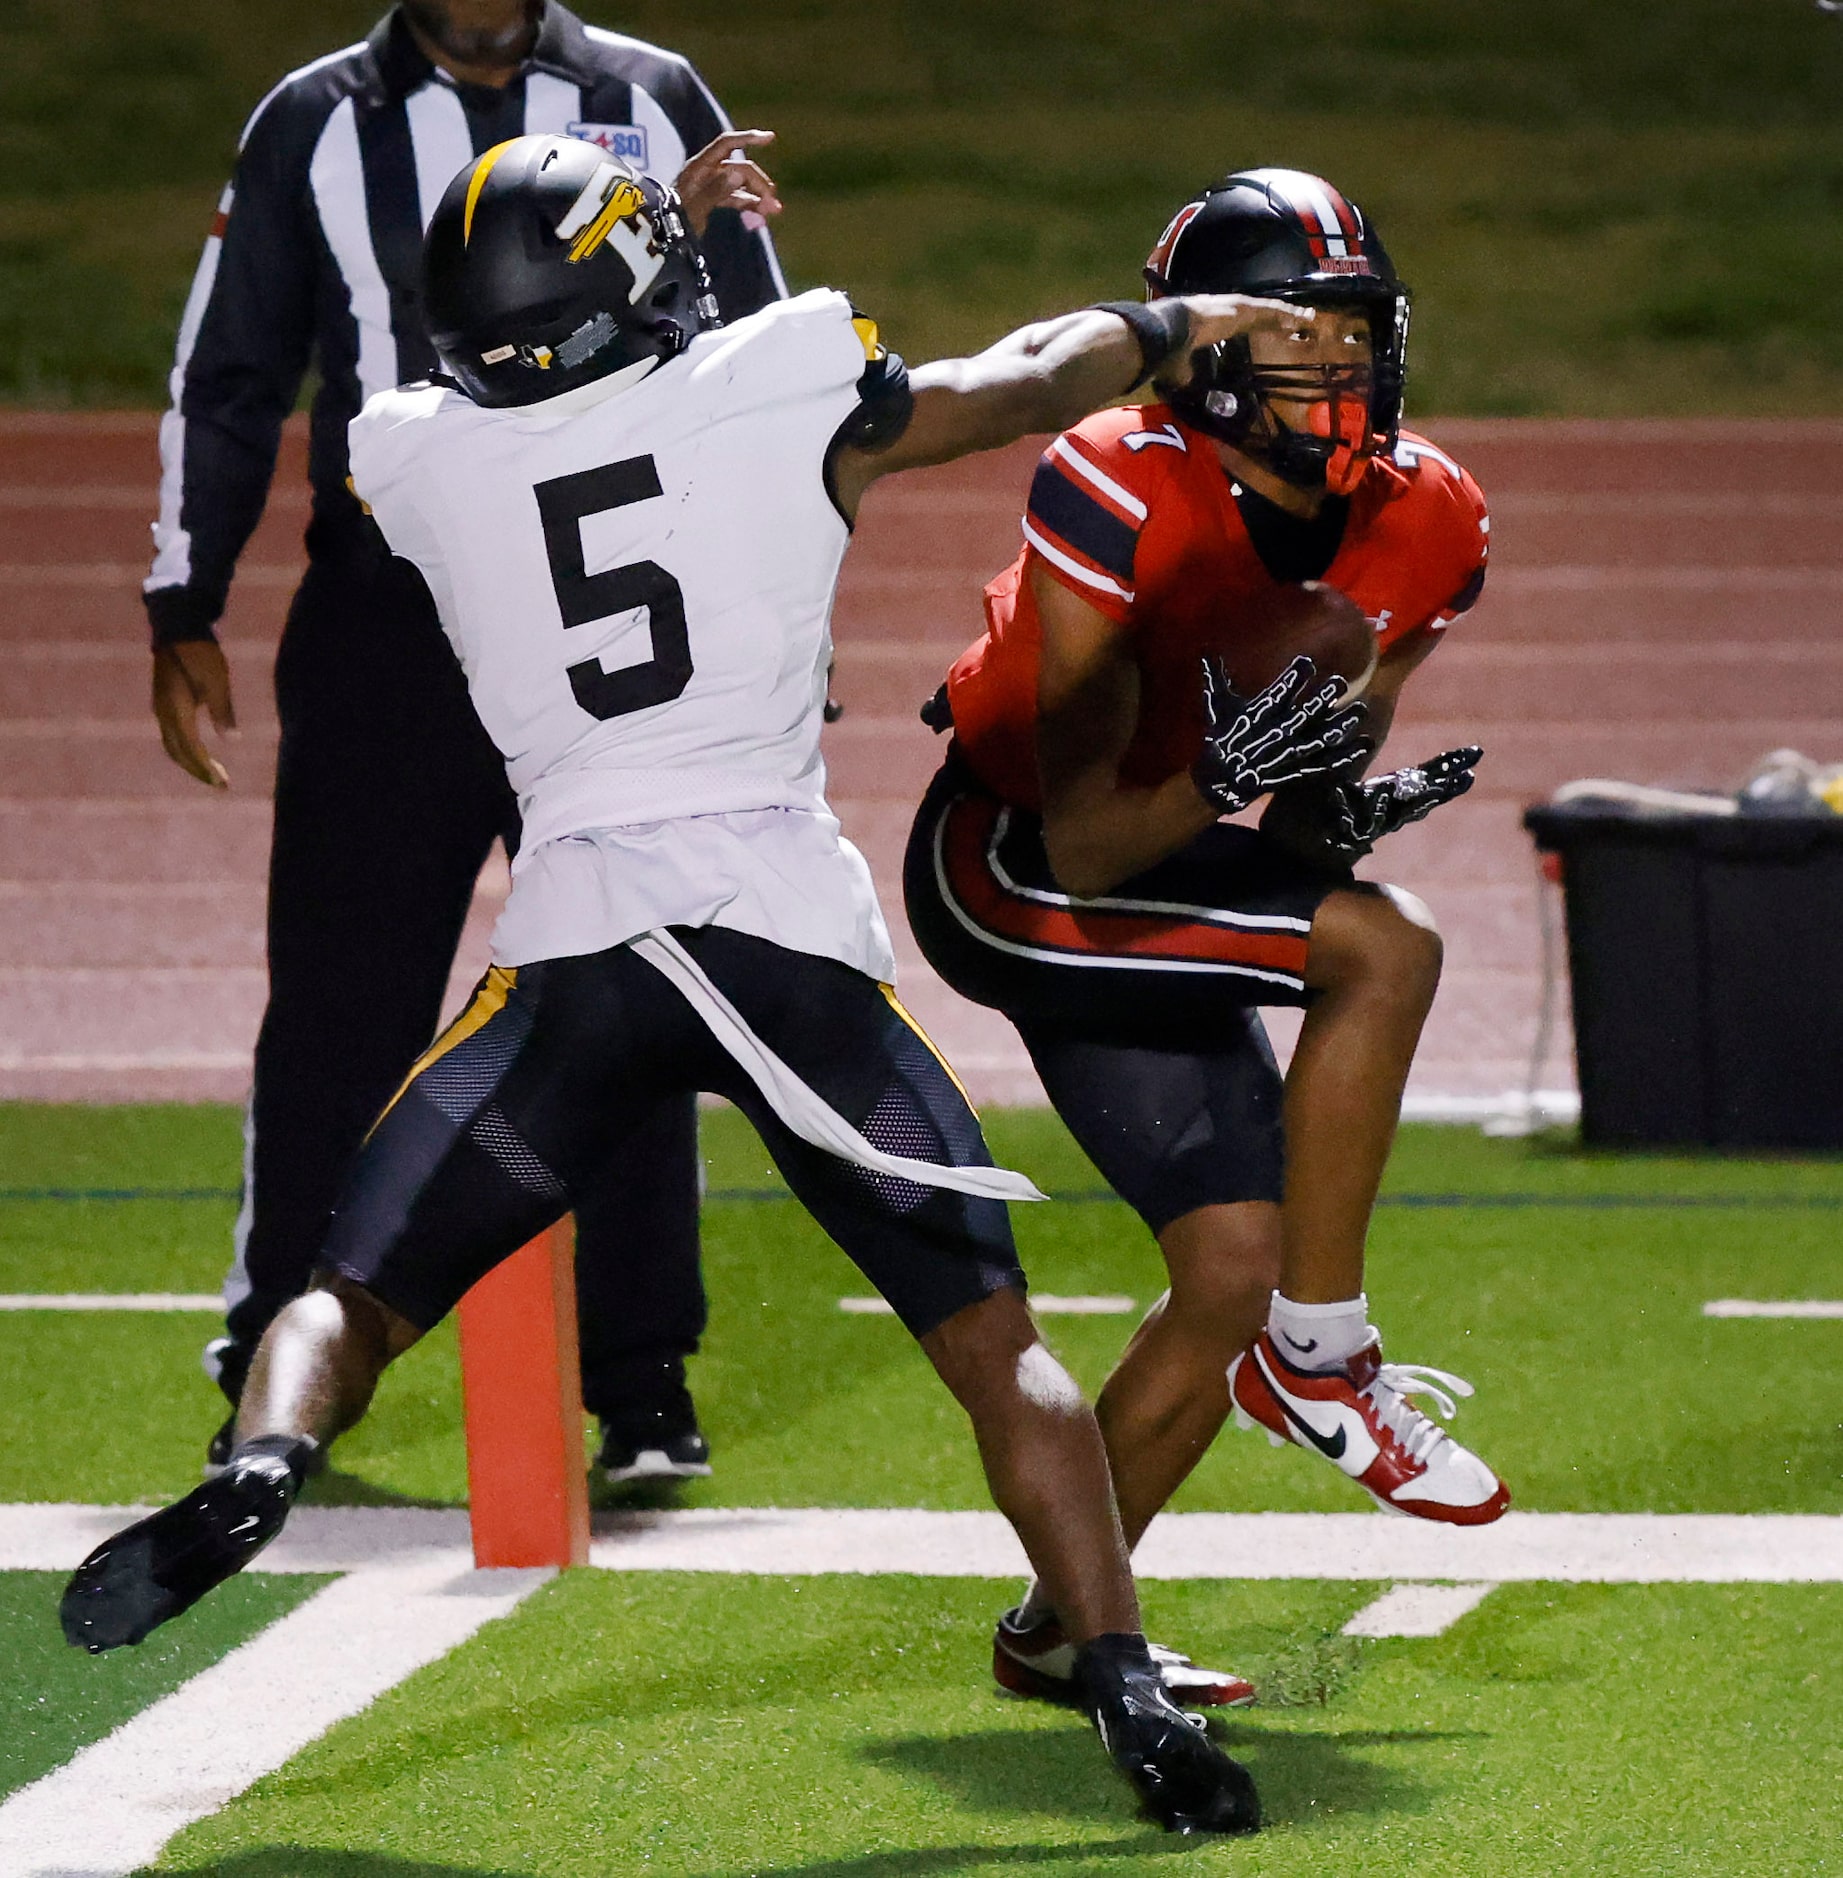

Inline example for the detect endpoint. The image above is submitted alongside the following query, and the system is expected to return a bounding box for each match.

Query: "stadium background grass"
[4,1,1843,413]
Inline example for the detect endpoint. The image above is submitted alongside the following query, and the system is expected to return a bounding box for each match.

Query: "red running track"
[2,414,1840,1107]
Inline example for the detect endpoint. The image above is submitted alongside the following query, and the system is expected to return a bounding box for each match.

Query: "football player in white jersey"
[62,133,1365,1834]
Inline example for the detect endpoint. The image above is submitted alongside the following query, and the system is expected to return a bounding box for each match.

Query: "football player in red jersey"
[904,169,1510,1709]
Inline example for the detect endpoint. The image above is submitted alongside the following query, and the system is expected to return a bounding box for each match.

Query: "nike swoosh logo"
[1277,1397,1347,1460]
[1255,1344,1348,1459]
[1280,1332,1319,1354]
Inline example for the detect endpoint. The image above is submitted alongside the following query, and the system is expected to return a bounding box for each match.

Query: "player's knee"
[922,1287,1075,1419]
[1374,884,1444,995]
[1314,882,1443,997]
[1162,1233,1280,1352]
[270,1285,349,1345]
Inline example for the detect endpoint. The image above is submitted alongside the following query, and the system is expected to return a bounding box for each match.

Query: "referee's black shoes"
[595,1373,713,1487]
[1075,1633,1262,1835]
[61,1436,316,1653]
[595,1409,713,1486]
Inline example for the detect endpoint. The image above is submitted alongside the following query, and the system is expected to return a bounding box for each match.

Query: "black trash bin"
[1524,802,1843,1150]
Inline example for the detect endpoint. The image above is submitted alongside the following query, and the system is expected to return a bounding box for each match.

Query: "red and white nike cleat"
[994,1606,1255,1709]
[1227,1331,1510,1525]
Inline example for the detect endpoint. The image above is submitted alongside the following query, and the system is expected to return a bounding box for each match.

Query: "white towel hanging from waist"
[629,929,1047,1206]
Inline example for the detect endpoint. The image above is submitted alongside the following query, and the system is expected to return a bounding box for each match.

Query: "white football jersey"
[349,288,894,977]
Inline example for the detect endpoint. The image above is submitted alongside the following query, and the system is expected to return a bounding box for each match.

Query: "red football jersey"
[945,404,1490,809]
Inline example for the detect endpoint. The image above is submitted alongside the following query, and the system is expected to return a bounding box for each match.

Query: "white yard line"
[1704,1299,1843,1318]
[0,1558,550,1878]
[1401,1090,1581,1125]
[5,1505,1841,1582]
[0,1503,475,1572]
[581,1508,1843,1584]
[1342,1582,1499,1638]
[839,1294,1137,1315]
[0,1294,222,1312]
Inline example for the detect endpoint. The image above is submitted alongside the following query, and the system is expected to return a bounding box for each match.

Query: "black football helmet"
[422,132,720,408]
[1143,168,1409,494]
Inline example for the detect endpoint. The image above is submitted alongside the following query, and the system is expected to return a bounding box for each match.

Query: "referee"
[144,0,785,1481]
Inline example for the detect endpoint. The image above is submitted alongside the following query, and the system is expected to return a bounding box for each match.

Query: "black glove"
[1263,745,1483,866]
[1191,654,1370,816]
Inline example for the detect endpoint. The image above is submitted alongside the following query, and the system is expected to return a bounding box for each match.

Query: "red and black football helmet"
[423,133,720,408]
[1143,168,1409,494]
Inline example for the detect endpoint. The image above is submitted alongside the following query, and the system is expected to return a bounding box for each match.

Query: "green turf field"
[133,1574,1842,1877]
[1,1103,1839,1870]
[5,2,1843,412]
[0,1571,329,1805]
[2,1104,1839,1516]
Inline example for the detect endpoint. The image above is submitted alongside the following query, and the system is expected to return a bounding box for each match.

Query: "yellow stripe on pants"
[369,964,519,1137]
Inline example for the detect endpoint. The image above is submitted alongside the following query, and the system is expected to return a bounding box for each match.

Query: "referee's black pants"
[222,527,706,1429]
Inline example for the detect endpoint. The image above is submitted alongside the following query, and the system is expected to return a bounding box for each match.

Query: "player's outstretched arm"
[828,296,1314,522]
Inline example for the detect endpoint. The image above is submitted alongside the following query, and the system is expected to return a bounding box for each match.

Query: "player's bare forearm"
[1347,629,1436,771]
[828,312,1140,518]
[1352,690,1396,774]
[898,311,1146,467]
[831,293,1311,515]
[1042,767,1219,901]
[1035,566,1218,898]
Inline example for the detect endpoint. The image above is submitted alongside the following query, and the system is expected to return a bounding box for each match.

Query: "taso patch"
[568,123,650,170]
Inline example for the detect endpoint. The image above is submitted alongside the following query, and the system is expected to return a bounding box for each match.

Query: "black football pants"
[324,929,1023,1340]
[223,530,706,1426]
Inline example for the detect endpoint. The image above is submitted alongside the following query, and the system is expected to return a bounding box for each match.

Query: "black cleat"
[595,1385,712,1485]
[60,1438,311,1653]
[1075,1633,1262,1835]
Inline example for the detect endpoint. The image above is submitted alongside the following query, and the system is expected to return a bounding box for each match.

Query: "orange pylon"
[456,1218,590,1568]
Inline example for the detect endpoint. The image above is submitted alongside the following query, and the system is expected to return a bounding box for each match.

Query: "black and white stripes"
[144,3,784,648]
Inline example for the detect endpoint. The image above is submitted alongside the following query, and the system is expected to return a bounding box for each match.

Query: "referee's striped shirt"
[145,2,786,647]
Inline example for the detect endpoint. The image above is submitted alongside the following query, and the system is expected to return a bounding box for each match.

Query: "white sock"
[1267,1291,1373,1372]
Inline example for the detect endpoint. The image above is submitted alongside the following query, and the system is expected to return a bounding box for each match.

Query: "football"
[1212,580,1378,703]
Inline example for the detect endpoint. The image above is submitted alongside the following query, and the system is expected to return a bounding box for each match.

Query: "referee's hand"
[151,641,237,789]
[675,129,782,237]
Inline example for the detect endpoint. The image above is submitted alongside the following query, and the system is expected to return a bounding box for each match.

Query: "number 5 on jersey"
[534,454,692,720]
